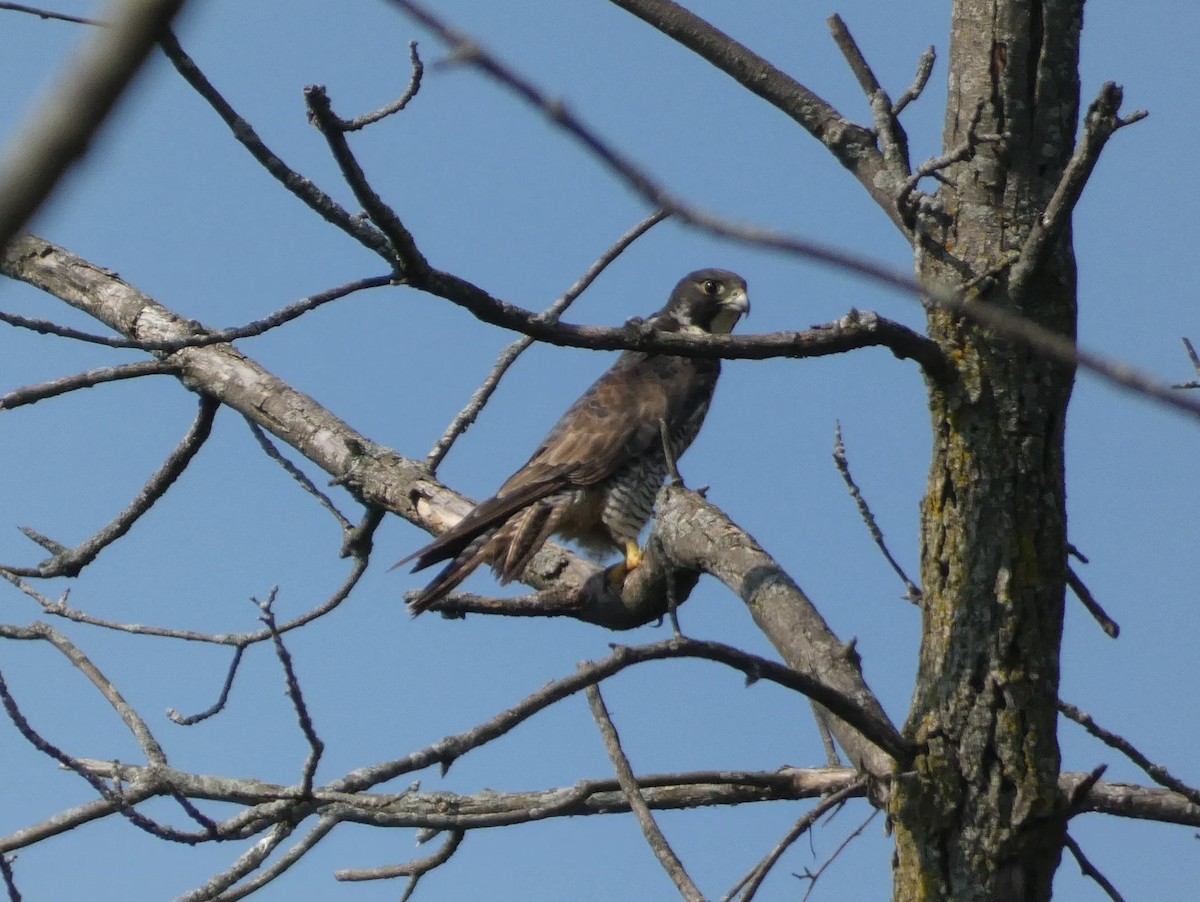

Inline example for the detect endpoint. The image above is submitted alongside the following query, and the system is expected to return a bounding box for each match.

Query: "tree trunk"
[892,1,1081,898]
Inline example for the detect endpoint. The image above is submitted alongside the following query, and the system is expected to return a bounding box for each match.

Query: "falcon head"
[658,269,750,336]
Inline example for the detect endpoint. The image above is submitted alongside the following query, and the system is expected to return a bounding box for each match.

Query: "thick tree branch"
[651,485,901,779]
[0,0,187,250]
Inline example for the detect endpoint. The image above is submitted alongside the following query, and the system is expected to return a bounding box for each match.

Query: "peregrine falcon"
[400,269,749,614]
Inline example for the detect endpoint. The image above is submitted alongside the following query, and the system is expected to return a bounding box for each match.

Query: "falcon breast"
[400,268,749,614]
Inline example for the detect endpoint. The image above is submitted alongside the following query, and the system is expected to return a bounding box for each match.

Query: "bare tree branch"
[588,684,704,902]
[651,486,902,778]
[0,0,187,250]
[246,419,354,531]
[3,555,369,647]
[798,808,879,900]
[892,46,936,117]
[1009,82,1148,303]
[335,829,462,883]
[1,274,392,351]
[257,591,324,796]
[832,422,921,603]
[826,14,909,173]
[1066,565,1119,638]
[0,2,103,25]
[724,776,867,902]
[0,359,178,410]
[305,84,428,280]
[0,621,166,765]
[330,41,423,131]
[1173,337,1200,389]
[5,396,217,577]
[1058,701,1200,807]
[169,647,245,725]
[1064,834,1126,902]
[156,30,395,260]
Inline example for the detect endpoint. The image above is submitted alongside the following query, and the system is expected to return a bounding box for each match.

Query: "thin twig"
[892,47,935,117]
[157,30,394,259]
[1066,565,1118,638]
[832,422,921,603]
[426,209,669,470]
[209,816,338,902]
[335,829,463,882]
[1058,700,1200,807]
[826,14,909,172]
[168,646,246,725]
[1172,337,1200,389]
[0,652,212,844]
[0,360,177,410]
[587,684,704,902]
[1009,82,1147,302]
[0,1,101,24]
[1,554,369,646]
[724,776,866,902]
[0,275,391,351]
[1064,834,1126,902]
[257,590,325,796]
[0,620,167,763]
[175,821,296,902]
[246,419,352,530]
[0,852,16,902]
[336,41,424,131]
[0,0,186,250]
[6,396,217,578]
[797,808,879,901]
[305,85,426,278]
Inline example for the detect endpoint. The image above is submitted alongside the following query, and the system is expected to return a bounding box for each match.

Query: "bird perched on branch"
[399,268,749,615]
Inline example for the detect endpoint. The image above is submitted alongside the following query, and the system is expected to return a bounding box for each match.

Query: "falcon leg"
[606,539,644,587]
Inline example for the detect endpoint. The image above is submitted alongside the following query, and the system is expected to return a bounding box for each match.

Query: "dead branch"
[1066,566,1119,638]
[826,14,910,173]
[1009,82,1147,303]
[3,554,368,647]
[1059,701,1200,807]
[651,485,902,778]
[724,776,867,902]
[305,84,428,279]
[1064,834,1126,902]
[5,396,217,578]
[832,422,921,603]
[892,46,936,117]
[0,0,186,249]
[0,2,103,25]
[0,359,178,409]
[588,684,704,902]
[257,591,324,795]
[330,41,423,131]
[156,30,395,260]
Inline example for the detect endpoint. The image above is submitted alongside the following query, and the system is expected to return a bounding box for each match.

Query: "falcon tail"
[406,531,494,615]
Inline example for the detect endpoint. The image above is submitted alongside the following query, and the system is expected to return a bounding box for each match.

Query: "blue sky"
[1,1,1197,899]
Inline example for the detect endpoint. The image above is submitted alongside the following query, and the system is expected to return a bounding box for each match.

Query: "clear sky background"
[1,1,1197,900]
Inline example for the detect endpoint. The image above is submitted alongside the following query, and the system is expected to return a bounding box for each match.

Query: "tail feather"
[407,530,494,615]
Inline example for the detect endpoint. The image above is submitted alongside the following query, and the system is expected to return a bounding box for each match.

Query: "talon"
[606,540,644,587]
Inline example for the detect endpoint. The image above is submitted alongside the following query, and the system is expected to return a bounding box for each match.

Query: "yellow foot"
[606,540,644,587]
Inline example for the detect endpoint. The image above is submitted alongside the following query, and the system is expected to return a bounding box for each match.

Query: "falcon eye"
[701,279,720,296]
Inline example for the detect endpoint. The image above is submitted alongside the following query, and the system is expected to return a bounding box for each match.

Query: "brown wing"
[399,351,716,579]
